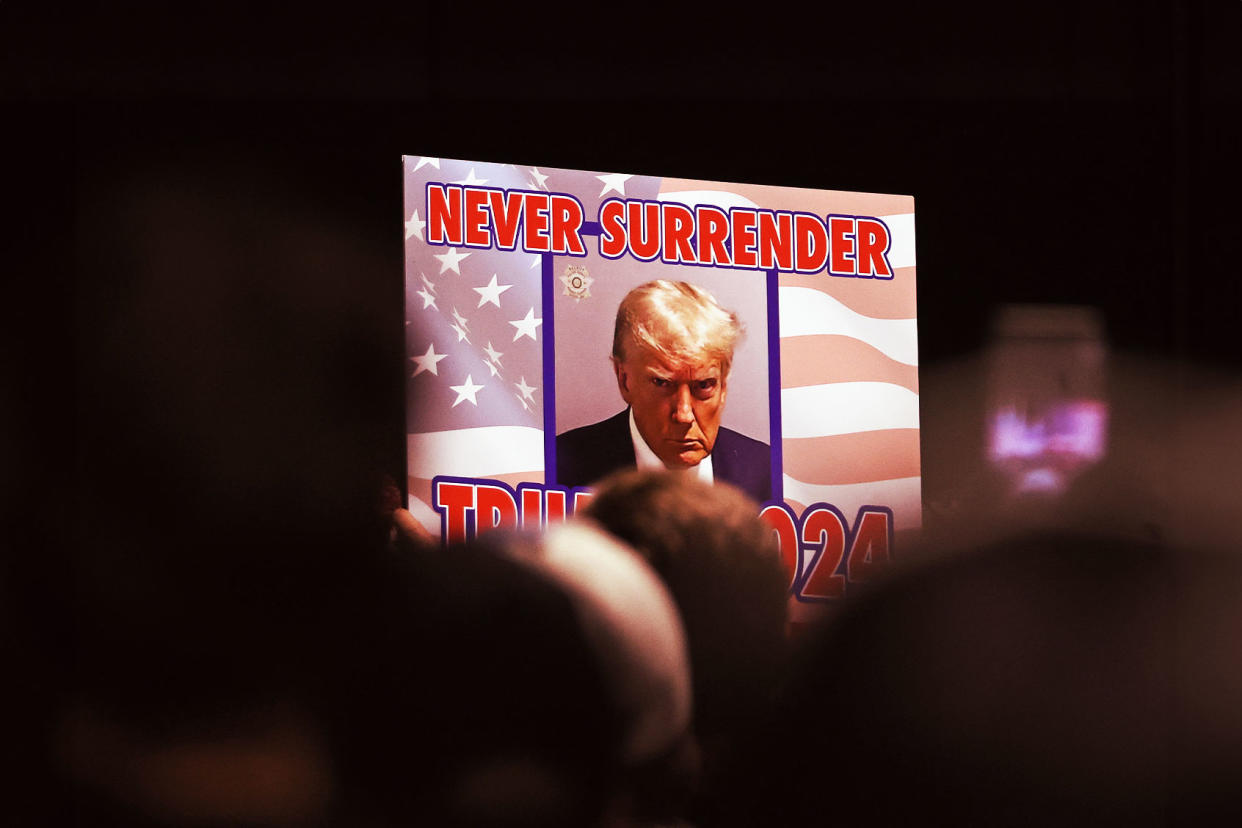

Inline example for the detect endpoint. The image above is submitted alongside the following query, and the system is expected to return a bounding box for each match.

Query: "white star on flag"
[449,374,484,408]
[528,167,549,189]
[451,307,469,329]
[453,167,489,187]
[435,247,471,275]
[515,376,537,403]
[413,157,440,172]
[596,172,633,197]
[410,343,447,377]
[405,209,426,241]
[415,287,437,309]
[473,274,514,308]
[509,308,543,342]
[450,322,471,344]
[421,273,437,294]
[483,341,503,365]
[485,360,502,378]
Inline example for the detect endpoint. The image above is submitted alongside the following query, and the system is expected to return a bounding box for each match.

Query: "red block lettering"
[662,203,696,263]
[524,194,551,252]
[426,184,462,245]
[829,216,857,275]
[599,199,626,258]
[463,187,491,247]
[695,206,731,265]
[732,209,759,268]
[476,484,518,535]
[757,211,793,271]
[794,213,829,273]
[799,506,847,600]
[550,195,585,255]
[627,201,661,260]
[435,481,475,544]
[855,218,892,277]
[489,190,525,250]
[846,508,892,582]
[520,486,543,531]
[545,489,568,525]
[760,504,800,590]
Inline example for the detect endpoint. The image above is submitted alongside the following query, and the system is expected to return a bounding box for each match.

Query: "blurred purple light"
[989,400,1109,496]
[990,400,1108,462]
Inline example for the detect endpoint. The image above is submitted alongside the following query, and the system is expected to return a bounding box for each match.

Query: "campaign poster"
[403,156,920,605]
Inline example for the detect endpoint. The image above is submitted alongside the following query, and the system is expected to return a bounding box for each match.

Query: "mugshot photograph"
[555,279,773,503]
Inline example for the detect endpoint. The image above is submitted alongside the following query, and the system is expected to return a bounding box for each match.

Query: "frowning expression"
[614,346,727,469]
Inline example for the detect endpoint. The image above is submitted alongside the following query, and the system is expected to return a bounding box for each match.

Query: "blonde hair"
[611,280,743,375]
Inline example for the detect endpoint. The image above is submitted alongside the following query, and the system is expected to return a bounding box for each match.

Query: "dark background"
[6,0,1239,611]
[3,1,1240,821]
[12,0,1242,521]
[5,1,1239,537]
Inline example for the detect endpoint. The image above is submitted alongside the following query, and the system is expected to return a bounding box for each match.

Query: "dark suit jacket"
[555,409,774,503]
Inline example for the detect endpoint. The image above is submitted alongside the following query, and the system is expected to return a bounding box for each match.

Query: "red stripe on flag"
[779,267,917,319]
[782,430,923,486]
[779,335,920,393]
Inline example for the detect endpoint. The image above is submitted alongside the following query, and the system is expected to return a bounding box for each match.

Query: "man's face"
[614,342,727,469]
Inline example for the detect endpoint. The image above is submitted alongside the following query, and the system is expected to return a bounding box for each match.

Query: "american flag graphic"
[404,158,921,572]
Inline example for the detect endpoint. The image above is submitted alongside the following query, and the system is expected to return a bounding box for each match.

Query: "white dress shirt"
[628,407,713,483]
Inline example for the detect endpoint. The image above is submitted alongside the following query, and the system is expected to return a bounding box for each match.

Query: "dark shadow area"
[3,2,1239,825]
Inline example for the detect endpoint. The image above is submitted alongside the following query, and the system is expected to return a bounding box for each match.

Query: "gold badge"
[560,265,594,301]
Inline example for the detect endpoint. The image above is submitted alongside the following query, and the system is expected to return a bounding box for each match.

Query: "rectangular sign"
[404,156,920,604]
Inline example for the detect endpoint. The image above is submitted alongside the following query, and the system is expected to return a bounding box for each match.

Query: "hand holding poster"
[404,157,920,610]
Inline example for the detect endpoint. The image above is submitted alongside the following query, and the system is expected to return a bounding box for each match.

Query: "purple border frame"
[764,267,783,503]
[541,218,784,504]
[541,246,559,479]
